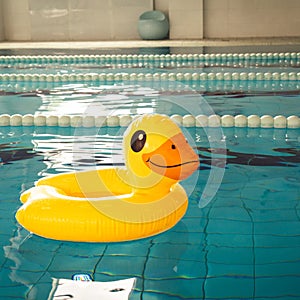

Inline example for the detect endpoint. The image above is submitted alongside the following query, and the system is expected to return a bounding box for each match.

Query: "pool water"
[0,50,299,300]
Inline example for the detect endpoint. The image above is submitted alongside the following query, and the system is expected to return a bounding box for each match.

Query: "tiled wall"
[0,0,4,41]
[204,0,300,38]
[0,0,299,41]
[1,0,153,41]
[168,0,203,39]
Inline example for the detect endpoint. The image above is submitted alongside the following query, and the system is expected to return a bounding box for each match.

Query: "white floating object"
[119,115,132,127]
[221,115,234,127]
[231,72,240,80]
[49,277,136,300]
[10,114,22,126]
[287,115,300,128]
[34,115,46,126]
[184,73,192,80]
[223,73,231,80]
[182,115,195,127]
[46,115,58,126]
[170,114,183,125]
[273,115,287,128]
[280,72,288,80]
[234,115,247,127]
[195,115,208,127]
[58,116,71,127]
[239,72,248,80]
[71,116,83,127]
[106,116,120,127]
[247,115,260,128]
[95,116,107,127]
[0,114,11,126]
[82,116,95,127]
[22,114,34,126]
[260,115,274,128]
[197,73,205,80]
[208,115,221,127]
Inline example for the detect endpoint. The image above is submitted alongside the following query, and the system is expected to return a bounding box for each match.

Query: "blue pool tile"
[256,260,300,277]
[255,235,300,248]
[128,290,142,300]
[207,233,253,248]
[57,241,108,257]
[208,206,251,222]
[95,255,145,277]
[145,278,204,299]
[0,284,28,300]
[0,268,15,288]
[48,254,101,273]
[44,270,76,281]
[179,244,207,262]
[149,243,195,261]
[255,276,300,298]
[251,208,299,222]
[208,262,254,278]
[207,245,253,265]
[2,267,45,286]
[254,221,300,236]
[180,217,208,233]
[152,230,205,245]
[105,241,149,257]
[144,256,206,279]
[3,243,54,273]
[212,198,245,209]
[244,198,299,211]
[140,290,183,300]
[185,204,209,218]
[255,247,300,265]
[26,281,53,300]
[206,219,253,235]
[204,276,254,299]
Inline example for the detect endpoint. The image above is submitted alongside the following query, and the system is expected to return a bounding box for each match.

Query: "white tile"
[226,24,253,38]
[0,1,4,40]
[4,12,31,40]
[69,10,112,40]
[170,10,203,39]
[3,0,29,14]
[29,0,68,11]
[204,0,228,11]
[113,20,140,39]
[228,0,256,11]
[170,0,202,10]
[70,0,111,10]
[112,0,152,8]
[169,9,202,26]
[30,10,69,40]
[204,9,228,38]
[154,0,169,12]
[171,25,203,39]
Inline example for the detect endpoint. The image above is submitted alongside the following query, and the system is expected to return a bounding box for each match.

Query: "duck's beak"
[142,132,199,180]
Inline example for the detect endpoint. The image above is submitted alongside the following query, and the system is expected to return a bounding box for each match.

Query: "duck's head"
[122,114,199,189]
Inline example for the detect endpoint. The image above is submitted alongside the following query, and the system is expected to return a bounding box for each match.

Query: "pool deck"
[0,37,300,50]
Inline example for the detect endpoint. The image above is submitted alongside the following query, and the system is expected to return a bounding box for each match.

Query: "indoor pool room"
[0,1,300,300]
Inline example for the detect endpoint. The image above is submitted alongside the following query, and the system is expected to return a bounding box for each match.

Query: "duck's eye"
[130,130,146,152]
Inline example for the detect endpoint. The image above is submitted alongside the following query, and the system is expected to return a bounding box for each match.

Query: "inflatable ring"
[16,114,199,242]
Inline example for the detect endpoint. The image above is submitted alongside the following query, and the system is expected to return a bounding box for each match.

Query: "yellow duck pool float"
[16,114,199,242]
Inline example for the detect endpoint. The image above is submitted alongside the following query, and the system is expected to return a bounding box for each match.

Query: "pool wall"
[0,0,300,42]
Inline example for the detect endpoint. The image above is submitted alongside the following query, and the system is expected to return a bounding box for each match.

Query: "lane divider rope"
[0,71,299,82]
[0,52,299,65]
[0,114,299,128]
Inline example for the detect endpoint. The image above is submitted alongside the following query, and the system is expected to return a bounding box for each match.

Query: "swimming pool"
[0,49,299,299]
